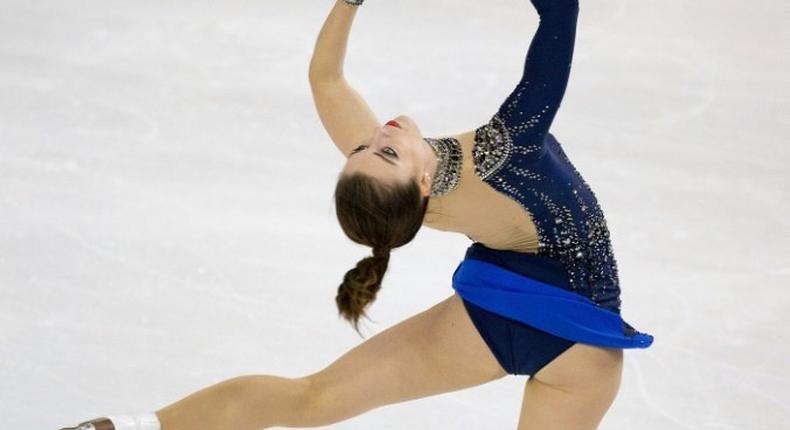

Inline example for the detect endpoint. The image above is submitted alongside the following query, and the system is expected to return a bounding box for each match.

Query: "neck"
[423,139,440,181]
[423,137,463,197]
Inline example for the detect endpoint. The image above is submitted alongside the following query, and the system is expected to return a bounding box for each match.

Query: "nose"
[376,125,393,138]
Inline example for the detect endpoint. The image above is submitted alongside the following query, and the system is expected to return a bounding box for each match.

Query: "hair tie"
[373,247,389,258]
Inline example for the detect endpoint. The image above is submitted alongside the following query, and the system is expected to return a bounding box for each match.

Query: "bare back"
[423,130,541,254]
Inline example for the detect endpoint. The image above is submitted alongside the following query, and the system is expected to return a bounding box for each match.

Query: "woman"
[61,0,653,429]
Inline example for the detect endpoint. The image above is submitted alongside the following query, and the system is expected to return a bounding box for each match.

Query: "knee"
[299,374,339,427]
[300,372,363,428]
[299,376,323,418]
[223,375,318,428]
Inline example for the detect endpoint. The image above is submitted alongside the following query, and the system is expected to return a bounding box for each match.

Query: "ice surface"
[1,0,788,428]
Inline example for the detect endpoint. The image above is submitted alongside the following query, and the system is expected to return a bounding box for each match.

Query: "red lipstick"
[385,120,401,129]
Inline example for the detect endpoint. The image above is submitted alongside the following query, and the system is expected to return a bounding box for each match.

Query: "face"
[342,115,436,197]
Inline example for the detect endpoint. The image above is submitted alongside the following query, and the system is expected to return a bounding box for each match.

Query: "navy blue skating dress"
[445,0,654,376]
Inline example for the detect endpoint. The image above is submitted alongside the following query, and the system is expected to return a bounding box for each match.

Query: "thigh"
[303,292,507,426]
[517,344,624,430]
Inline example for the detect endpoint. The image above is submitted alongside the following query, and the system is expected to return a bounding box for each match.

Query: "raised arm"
[491,0,580,149]
[309,0,380,158]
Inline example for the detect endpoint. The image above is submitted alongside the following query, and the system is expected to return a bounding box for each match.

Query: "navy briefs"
[461,297,576,377]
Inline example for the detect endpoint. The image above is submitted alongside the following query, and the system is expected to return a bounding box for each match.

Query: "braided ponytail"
[336,247,391,335]
[333,172,428,336]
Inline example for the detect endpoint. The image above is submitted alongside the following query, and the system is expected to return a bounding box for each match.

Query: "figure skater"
[60,0,653,429]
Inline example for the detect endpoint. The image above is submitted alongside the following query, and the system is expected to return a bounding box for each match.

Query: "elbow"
[309,69,343,86]
[307,59,321,82]
[309,75,344,90]
[308,69,324,85]
[308,58,343,84]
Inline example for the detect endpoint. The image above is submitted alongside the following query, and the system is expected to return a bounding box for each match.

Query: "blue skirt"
[452,243,654,349]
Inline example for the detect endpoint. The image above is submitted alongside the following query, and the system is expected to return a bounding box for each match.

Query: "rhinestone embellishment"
[423,136,463,197]
[472,113,514,180]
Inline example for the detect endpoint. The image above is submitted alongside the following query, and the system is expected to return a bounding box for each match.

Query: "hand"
[59,417,115,430]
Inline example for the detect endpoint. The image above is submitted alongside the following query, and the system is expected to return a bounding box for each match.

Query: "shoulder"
[472,114,550,180]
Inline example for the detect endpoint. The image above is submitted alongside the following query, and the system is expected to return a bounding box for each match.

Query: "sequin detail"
[472,114,513,180]
[472,126,623,310]
[424,136,463,197]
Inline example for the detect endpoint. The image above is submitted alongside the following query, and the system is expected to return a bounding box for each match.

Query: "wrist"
[106,413,161,430]
[62,414,160,430]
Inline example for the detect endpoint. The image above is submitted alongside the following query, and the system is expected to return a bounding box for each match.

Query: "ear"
[418,172,432,198]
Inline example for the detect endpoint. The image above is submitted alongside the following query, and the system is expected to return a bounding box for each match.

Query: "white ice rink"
[1,0,788,428]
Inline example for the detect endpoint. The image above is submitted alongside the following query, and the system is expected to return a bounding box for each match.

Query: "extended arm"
[494,0,580,146]
[309,0,380,158]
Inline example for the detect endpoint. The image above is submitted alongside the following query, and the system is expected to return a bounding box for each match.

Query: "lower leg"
[155,374,319,430]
